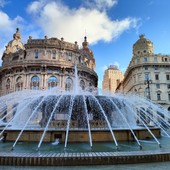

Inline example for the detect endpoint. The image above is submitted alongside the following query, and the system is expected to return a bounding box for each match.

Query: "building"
[0,28,98,96]
[102,65,124,93]
[117,34,170,111]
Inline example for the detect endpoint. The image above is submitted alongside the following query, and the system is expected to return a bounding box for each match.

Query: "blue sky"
[0,0,170,88]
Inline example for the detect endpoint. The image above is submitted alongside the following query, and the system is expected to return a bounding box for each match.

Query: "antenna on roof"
[85,29,87,37]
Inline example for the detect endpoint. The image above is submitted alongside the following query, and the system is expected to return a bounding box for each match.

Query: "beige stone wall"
[4,128,160,142]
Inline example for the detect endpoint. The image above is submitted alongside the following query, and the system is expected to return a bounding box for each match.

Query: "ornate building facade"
[102,65,124,93]
[116,35,170,111]
[0,29,98,96]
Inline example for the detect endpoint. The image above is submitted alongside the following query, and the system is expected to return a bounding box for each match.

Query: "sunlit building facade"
[116,35,170,111]
[102,65,124,93]
[0,28,98,96]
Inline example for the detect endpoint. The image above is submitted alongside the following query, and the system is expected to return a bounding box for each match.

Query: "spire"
[82,36,89,48]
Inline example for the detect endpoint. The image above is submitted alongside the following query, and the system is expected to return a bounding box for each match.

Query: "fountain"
[0,66,170,166]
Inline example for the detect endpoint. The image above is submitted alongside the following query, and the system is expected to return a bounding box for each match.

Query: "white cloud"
[0,0,8,7]
[27,0,138,46]
[0,11,23,36]
[84,0,117,11]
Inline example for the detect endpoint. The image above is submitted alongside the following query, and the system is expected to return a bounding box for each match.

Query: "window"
[48,76,58,89]
[68,56,72,61]
[144,57,147,62]
[155,74,159,80]
[145,73,149,80]
[166,75,170,80]
[168,93,170,101]
[6,78,11,94]
[167,84,170,89]
[16,76,23,91]
[52,51,56,59]
[65,77,73,91]
[154,66,158,70]
[31,76,40,90]
[137,58,140,63]
[80,80,85,90]
[154,57,157,62]
[165,58,168,62]
[157,93,161,101]
[89,82,93,92]
[34,50,38,59]
[144,66,148,70]
[156,84,160,89]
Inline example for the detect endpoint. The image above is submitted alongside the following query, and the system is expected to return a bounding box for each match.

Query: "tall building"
[0,28,98,96]
[116,35,170,111]
[102,65,124,92]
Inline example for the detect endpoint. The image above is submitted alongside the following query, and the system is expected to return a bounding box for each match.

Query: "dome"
[133,34,154,56]
[3,28,25,55]
[79,37,96,69]
[80,37,94,59]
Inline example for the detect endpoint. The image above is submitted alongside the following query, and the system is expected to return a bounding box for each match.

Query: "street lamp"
[144,79,152,100]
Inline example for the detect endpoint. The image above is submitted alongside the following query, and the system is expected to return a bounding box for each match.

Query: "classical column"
[44,74,47,90]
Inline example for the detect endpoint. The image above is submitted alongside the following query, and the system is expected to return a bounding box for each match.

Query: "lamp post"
[144,79,152,100]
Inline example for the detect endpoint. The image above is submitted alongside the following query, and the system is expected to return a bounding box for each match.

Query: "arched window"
[48,76,58,89]
[6,78,11,94]
[31,76,40,90]
[80,80,85,90]
[65,77,73,91]
[157,93,161,101]
[89,82,93,92]
[16,76,23,91]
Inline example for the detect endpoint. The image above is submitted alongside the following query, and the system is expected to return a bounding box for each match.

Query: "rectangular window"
[154,56,157,62]
[167,84,170,89]
[138,74,142,82]
[156,84,160,89]
[137,58,140,63]
[169,94,170,101]
[154,66,158,70]
[52,51,56,59]
[166,75,170,80]
[35,51,38,59]
[145,73,149,80]
[144,66,148,70]
[155,74,159,80]
[157,93,161,101]
[68,56,72,61]
[144,57,147,62]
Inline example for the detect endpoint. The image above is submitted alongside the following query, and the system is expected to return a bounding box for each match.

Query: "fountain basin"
[2,128,160,142]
